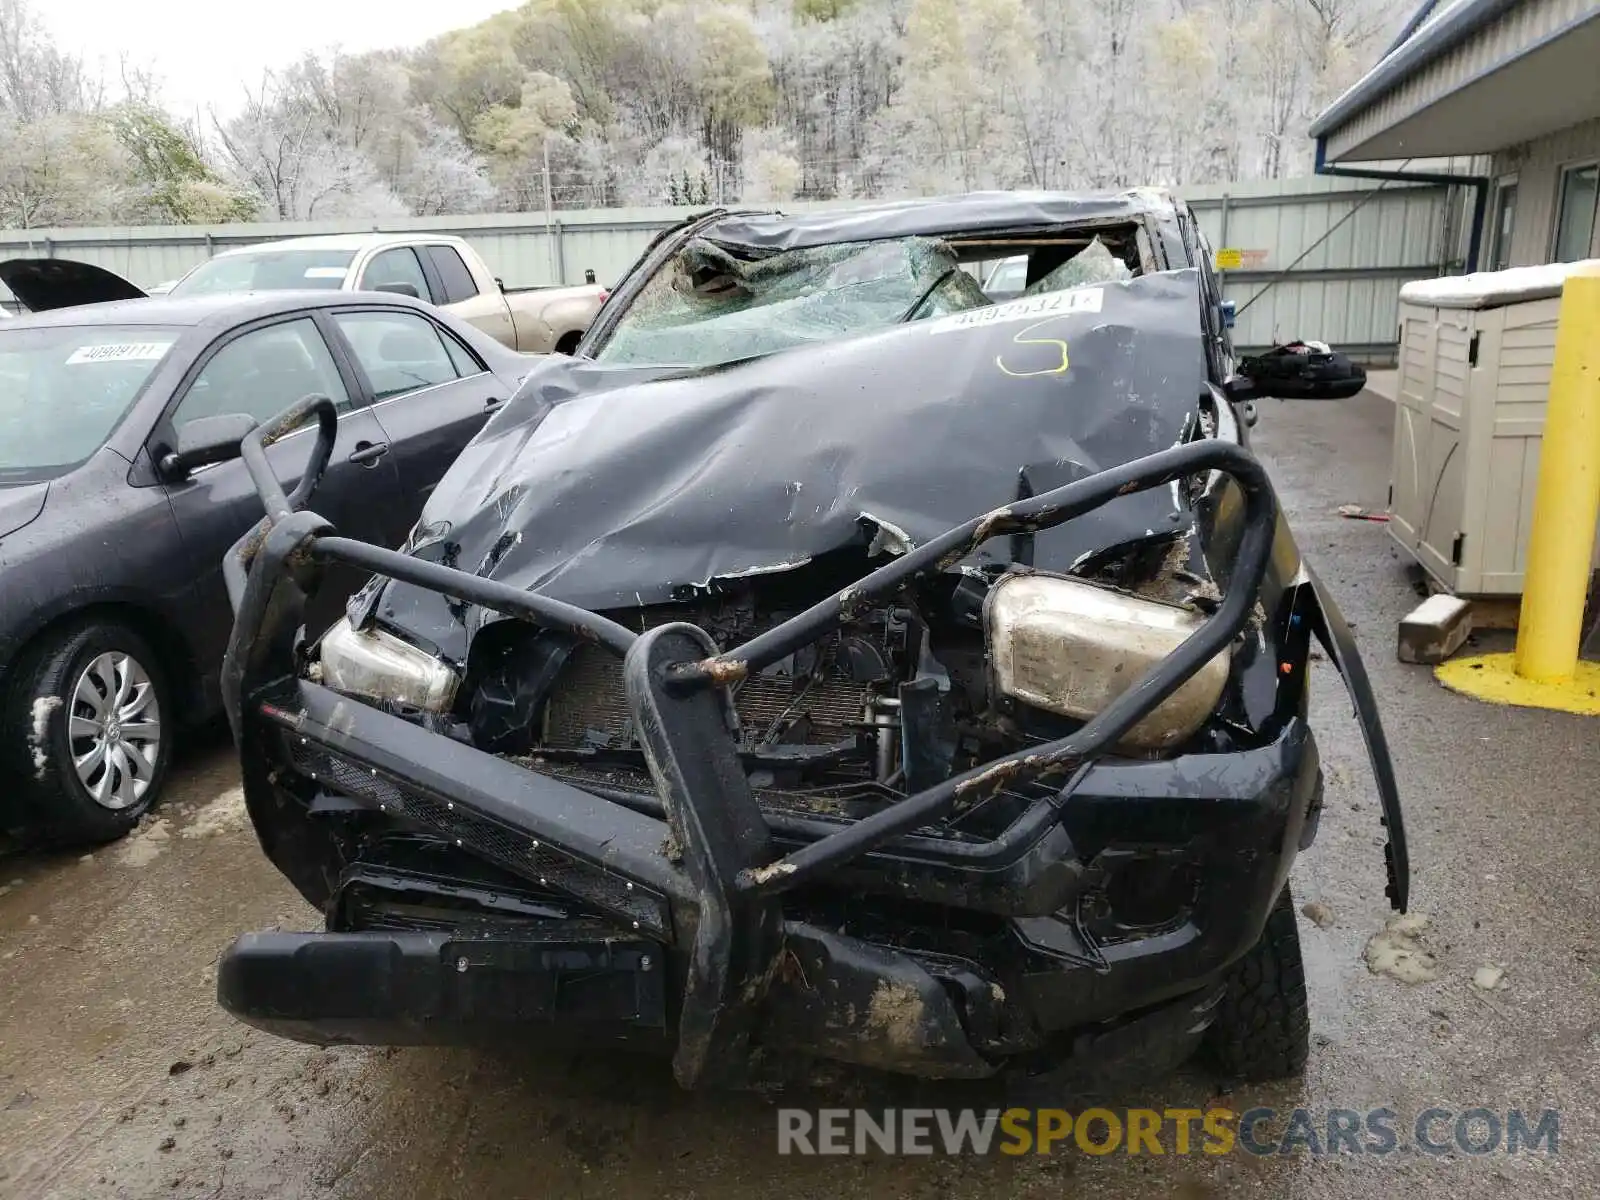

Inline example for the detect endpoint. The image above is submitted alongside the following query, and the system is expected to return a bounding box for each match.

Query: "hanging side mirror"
[1228,341,1367,402]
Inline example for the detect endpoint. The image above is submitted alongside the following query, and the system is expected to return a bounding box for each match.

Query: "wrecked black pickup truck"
[213,191,1407,1090]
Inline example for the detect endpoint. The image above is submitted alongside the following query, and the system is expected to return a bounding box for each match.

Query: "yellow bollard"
[1438,262,1600,714]
[1515,263,1600,683]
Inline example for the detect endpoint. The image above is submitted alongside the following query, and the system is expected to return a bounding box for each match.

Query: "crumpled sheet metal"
[378,269,1210,650]
[701,190,1180,254]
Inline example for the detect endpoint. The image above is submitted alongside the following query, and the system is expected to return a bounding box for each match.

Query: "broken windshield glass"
[594,235,987,367]
[1022,237,1134,295]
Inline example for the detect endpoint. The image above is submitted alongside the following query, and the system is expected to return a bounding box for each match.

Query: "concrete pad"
[1398,593,1473,663]
[1437,651,1600,713]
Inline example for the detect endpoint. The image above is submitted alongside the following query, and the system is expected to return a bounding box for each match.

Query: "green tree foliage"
[0,0,257,226]
[109,104,257,223]
[794,0,858,20]
[0,0,1401,227]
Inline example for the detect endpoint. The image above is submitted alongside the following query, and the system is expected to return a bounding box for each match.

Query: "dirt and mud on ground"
[3,392,1599,1199]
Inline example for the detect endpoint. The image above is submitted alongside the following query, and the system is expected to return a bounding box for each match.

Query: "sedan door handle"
[484,396,506,413]
[348,440,390,466]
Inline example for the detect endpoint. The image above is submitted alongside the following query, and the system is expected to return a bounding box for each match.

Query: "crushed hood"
[0,259,147,312]
[372,269,1211,648]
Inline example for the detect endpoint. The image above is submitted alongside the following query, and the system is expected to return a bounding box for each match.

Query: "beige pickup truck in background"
[160,234,607,355]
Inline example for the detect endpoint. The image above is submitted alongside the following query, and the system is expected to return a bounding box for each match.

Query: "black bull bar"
[221,395,1282,1085]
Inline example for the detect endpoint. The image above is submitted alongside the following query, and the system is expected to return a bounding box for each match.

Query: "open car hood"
[0,259,147,312]
[372,268,1210,638]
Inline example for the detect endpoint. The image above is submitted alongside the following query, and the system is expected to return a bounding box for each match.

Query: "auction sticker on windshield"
[930,287,1104,335]
[64,341,174,365]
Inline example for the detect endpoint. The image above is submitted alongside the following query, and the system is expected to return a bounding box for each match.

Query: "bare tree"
[0,0,95,119]
[2,0,1412,228]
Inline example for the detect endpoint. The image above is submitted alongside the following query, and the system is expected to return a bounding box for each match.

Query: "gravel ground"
[1,390,1597,1199]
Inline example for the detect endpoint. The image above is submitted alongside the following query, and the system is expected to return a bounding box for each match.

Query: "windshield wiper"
[899,268,959,323]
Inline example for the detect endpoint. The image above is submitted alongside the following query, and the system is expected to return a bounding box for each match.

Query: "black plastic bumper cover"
[218,929,667,1047]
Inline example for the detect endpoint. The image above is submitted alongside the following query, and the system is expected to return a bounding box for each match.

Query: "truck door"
[421,243,518,350]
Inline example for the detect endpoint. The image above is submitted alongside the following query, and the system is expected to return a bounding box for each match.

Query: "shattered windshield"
[594,236,988,367]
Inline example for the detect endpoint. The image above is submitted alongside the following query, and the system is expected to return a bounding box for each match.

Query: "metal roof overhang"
[1313,1,1600,162]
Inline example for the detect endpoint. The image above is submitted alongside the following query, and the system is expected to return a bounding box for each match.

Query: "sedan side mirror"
[373,281,420,299]
[160,413,258,478]
[1228,341,1367,402]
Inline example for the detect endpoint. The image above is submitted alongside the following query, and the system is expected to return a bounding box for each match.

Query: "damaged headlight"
[317,618,459,713]
[984,574,1230,752]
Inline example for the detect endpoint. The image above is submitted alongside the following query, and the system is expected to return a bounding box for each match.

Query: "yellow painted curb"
[1435,652,1600,715]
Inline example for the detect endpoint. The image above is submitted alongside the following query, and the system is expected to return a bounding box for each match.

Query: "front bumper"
[218,928,668,1048]
[217,404,1358,1087]
[221,678,1320,1072]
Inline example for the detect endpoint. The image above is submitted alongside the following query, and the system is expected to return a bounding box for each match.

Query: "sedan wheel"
[2,620,175,845]
[68,652,163,810]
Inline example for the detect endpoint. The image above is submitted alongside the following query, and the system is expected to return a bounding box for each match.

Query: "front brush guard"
[222,396,1297,1086]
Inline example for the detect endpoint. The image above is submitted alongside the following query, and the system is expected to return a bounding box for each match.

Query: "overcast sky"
[42,0,524,121]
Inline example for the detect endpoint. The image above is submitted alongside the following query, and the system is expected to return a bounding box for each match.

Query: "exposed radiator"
[542,642,872,750]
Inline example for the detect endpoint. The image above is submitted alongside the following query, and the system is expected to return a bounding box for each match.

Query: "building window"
[1552,163,1598,263]
[1490,178,1517,271]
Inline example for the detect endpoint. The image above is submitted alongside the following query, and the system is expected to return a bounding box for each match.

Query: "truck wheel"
[2,620,174,845]
[1200,886,1310,1081]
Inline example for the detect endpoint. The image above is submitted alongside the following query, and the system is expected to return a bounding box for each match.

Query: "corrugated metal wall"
[1183,176,1462,359]
[0,177,1461,359]
[0,206,703,301]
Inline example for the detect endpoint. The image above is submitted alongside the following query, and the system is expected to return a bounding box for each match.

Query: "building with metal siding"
[1310,0,1600,269]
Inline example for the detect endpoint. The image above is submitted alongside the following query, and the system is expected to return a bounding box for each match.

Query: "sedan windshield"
[168,249,356,297]
[595,236,990,367]
[0,325,179,480]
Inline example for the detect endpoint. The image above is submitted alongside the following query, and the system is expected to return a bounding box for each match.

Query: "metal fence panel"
[0,210,693,300]
[0,180,1460,358]
[1184,176,1459,361]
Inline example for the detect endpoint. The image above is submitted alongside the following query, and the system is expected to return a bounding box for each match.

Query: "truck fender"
[1297,563,1410,912]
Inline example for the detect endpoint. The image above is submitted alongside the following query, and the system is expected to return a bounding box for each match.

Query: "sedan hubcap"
[67,652,161,810]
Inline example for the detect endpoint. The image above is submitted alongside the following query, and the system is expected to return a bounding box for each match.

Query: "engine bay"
[358,533,1257,847]
[454,547,991,824]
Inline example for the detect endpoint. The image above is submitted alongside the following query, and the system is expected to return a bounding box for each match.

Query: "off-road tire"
[1,620,174,846]
[1201,886,1310,1081]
